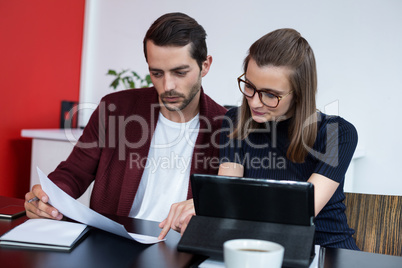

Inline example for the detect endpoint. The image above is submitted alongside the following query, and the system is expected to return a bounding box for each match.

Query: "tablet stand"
[178,215,315,268]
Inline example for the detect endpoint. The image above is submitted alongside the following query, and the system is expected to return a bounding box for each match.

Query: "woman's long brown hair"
[230,28,317,163]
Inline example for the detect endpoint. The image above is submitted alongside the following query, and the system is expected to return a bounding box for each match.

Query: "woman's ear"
[201,55,213,77]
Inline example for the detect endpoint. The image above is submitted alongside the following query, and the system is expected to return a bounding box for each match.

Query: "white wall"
[79,0,402,195]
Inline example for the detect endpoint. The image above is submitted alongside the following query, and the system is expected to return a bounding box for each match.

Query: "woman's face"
[245,58,294,123]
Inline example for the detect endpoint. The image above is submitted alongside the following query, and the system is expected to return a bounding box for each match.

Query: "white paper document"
[37,167,163,244]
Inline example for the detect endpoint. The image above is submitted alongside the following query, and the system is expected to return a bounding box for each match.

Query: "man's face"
[146,41,209,115]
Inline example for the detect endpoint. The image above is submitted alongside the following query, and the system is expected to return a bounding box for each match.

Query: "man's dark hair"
[143,12,207,70]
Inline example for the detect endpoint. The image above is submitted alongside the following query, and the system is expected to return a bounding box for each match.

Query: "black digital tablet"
[191,174,315,226]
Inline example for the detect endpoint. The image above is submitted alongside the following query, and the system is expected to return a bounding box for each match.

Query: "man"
[24,12,226,240]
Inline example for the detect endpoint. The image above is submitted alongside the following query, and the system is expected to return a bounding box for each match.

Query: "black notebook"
[0,219,90,252]
[0,205,26,219]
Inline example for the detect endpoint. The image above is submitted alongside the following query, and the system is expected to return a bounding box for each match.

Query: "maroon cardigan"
[49,87,227,216]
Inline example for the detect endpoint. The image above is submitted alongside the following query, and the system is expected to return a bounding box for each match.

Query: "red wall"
[0,1,85,198]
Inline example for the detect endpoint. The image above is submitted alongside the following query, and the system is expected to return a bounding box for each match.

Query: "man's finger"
[158,224,170,240]
[158,204,177,239]
[180,214,194,236]
[36,201,62,219]
[171,205,185,231]
[31,184,49,203]
[159,218,167,228]
[25,193,63,220]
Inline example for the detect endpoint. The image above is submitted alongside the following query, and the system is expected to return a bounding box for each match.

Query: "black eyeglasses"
[237,73,293,108]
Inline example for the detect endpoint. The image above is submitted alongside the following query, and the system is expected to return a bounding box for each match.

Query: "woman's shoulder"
[225,106,240,116]
[317,111,358,138]
[223,106,240,121]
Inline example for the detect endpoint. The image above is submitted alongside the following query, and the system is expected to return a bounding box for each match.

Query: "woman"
[219,28,359,249]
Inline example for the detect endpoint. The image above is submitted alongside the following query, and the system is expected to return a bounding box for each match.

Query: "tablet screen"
[191,174,314,226]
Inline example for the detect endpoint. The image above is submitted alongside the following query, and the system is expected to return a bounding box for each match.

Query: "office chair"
[344,192,402,256]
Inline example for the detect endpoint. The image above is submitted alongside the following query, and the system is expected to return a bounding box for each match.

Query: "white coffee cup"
[224,239,285,268]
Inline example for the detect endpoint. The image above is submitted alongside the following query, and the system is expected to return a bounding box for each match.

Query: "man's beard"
[160,74,202,111]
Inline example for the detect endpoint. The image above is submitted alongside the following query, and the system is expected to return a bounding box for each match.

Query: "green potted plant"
[106,69,153,90]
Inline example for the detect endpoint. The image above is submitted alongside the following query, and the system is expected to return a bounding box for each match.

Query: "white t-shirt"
[129,112,200,222]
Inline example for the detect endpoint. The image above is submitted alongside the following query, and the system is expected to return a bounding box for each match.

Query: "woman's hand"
[218,162,244,177]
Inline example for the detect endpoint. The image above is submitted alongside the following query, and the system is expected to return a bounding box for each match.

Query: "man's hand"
[158,199,195,240]
[24,184,63,220]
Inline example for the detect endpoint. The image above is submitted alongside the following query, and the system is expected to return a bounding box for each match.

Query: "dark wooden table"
[0,196,401,268]
[320,247,402,268]
[0,196,200,268]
